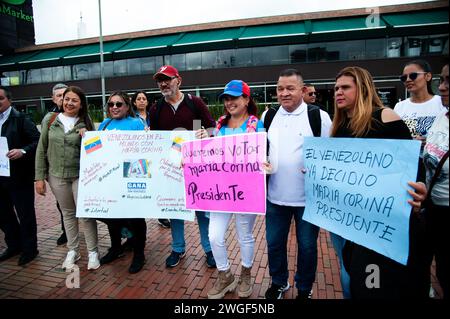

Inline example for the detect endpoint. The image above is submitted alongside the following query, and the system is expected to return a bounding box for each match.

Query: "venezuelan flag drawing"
[171,136,185,152]
[84,136,102,154]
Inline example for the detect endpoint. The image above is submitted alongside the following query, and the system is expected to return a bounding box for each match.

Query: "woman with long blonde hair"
[330,66,429,299]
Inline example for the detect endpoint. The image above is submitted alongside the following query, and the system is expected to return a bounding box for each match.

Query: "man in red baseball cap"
[153,65,180,79]
[152,65,182,230]
[150,65,217,269]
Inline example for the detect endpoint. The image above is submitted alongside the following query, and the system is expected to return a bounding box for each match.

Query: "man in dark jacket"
[48,83,68,245]
[0,86,40,266]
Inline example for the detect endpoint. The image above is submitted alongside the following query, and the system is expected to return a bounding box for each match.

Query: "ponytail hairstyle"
[404,59,434,95]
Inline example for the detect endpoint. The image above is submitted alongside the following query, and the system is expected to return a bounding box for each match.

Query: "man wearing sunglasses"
[304,84,327,113]
[303,84,317,105]
[150,65,217,269]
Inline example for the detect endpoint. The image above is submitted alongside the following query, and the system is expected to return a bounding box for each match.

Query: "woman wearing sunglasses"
[394,59,446,182]
[35,86,100,271]
[97,91,147,274]
[99,91,144,131]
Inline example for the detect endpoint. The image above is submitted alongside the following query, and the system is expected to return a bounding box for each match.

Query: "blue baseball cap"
[219,80,251,99]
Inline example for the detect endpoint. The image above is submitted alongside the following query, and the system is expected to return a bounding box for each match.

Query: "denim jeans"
[266,200,319,292]
[171,211,211,254]
[330,232,351,299]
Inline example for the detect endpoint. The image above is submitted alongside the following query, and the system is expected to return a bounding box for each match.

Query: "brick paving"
[0,188,443,300]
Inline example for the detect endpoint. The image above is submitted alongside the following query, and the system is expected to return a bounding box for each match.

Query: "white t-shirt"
[262,103,332,206]
[423,111,449,206]
[394,95,445,138]
[58,113,79,133]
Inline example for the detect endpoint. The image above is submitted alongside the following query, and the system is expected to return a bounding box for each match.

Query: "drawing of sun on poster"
[182,132,267,214]
[76,130,195,220]
[302,137,421,265]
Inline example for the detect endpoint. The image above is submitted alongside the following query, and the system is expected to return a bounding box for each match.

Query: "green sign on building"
[1,0,33,22]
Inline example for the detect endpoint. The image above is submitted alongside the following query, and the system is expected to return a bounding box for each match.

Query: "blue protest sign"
[303,137,421,265]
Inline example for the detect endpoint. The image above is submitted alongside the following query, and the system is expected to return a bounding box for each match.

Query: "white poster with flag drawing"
[76,130,195,220]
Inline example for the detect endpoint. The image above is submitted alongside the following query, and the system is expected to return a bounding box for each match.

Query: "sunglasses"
[156,76,177,84]
[399,72,428,82]
[107,101,125,108]
[308,92,317,96]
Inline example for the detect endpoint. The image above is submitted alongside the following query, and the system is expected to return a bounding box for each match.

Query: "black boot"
[128,253,145,274]
[57,232,67,246]
[157,219,171,228]
[100,247,124,265]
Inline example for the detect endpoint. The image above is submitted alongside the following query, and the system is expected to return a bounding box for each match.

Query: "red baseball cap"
[153,65,180,79]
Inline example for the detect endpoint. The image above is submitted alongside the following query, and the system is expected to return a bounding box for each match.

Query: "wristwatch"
[20,149,26,154]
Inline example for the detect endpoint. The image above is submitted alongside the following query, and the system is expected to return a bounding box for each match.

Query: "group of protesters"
[0,59,448,300]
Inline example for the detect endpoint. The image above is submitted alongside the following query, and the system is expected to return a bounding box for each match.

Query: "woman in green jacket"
[35,86,99,271]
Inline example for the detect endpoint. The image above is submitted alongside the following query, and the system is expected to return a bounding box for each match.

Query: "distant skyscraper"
[77,12,87,39]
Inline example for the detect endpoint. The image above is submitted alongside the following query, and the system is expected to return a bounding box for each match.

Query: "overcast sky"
[33,0,434,44]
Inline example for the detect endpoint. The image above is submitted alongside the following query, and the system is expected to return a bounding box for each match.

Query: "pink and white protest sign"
[182,132,267,214]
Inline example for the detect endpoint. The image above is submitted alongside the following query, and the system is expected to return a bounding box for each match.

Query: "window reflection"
[113,60,127,76]
[171,54,186,71]
[289,44,307,63]
[234,48,252,67]
[366,39,386,59]
[253,46,288,65]
[186,52,202,70]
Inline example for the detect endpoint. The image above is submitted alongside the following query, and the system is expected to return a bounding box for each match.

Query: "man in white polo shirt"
[262,69,332,299]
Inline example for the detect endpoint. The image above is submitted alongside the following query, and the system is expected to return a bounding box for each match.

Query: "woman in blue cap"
[206,80,264,299]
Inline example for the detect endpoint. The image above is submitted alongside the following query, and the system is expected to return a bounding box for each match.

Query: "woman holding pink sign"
[205,80,264,299]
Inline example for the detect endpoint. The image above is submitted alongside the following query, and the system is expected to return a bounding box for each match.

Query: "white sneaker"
[62,250,80,269]
[87,251,100,270]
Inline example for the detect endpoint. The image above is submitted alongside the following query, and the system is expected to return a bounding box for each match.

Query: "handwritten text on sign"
[77,131,195,220]
[0,137,10,177]
[182,132,267,214]
[303,137,420,265]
